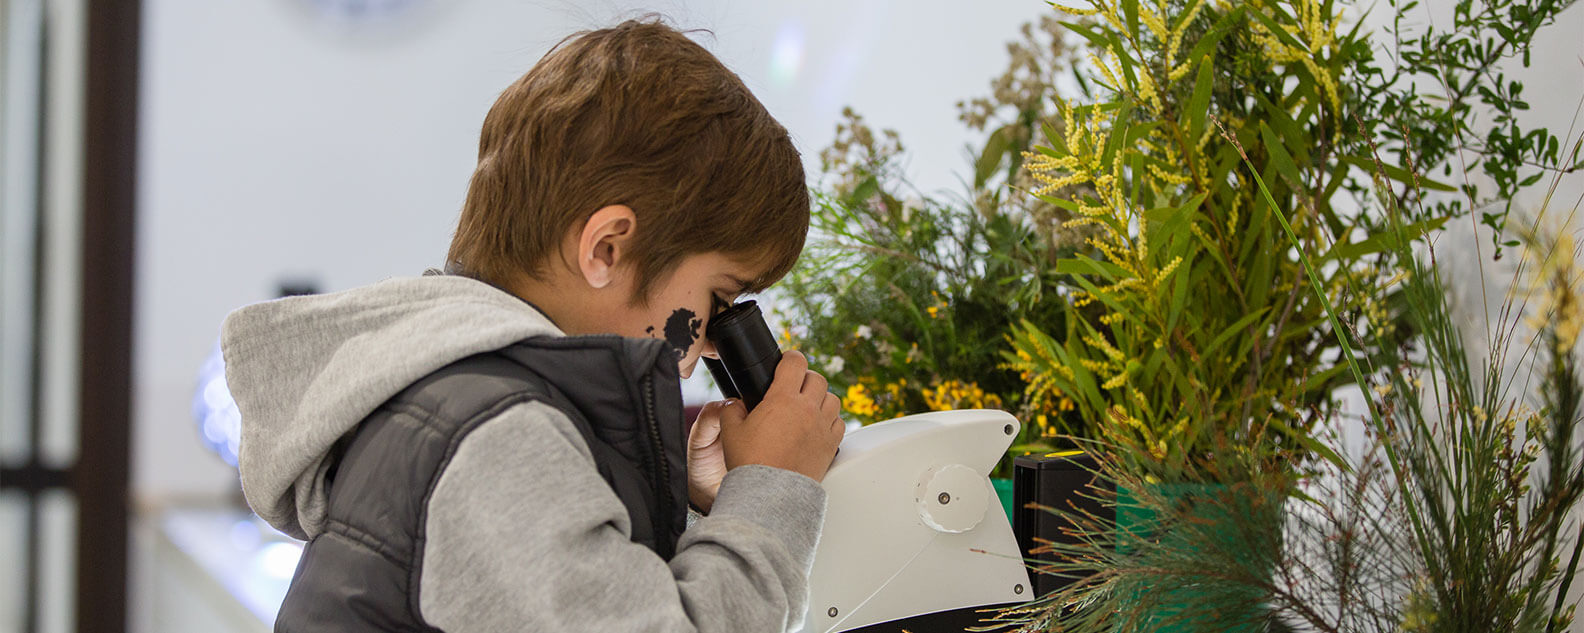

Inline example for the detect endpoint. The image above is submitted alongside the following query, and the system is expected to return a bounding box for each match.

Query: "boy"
[222,19,843,632]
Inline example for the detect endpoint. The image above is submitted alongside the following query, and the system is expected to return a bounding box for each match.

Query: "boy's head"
[447,19,808,376]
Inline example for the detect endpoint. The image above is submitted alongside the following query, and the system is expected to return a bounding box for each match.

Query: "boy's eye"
[711,294,731,316]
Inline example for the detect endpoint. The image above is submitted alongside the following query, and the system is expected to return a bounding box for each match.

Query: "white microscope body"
[796,409,1031,632]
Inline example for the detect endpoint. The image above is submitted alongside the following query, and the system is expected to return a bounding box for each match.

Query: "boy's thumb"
[717,399,748,427]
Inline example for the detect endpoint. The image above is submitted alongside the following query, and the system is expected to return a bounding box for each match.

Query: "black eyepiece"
[704,300,782,411]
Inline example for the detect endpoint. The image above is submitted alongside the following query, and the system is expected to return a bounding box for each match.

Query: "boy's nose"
[700,338,719,360]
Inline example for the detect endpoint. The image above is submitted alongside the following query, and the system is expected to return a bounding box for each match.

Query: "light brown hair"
[447,19,809,301]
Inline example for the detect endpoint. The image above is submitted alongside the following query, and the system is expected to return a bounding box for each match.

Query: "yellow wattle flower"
[1102,372,1129,390]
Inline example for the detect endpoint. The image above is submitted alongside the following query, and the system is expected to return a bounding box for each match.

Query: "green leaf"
[847,175,881,206]
[1144,192,1205,248]
[1174,191,1209,219]
[1035,192,1081,213]
[1067,273,1134,321]
[1191,214,1233,279]
[1123,121,1163,145]
[1203,307,1270,360]
[1166,255,1192,334]
[1299,363,1350,393]
[1186,61,1214,140]
[1061,21,1111,51]
[1142,204,1182,224]
[1129,152,1145,212]
[1206,146,1239,199]
[1340,155,1456,191]
[1055,255,1129,281]
[1238,189,1272,273]
[1040,121,1064,150]
[1183,6,1246,63]
[1110,32,1140,89]
[1055,322,1108,412]
[975,125,1013,189]
[1245,6,1306,50]
[1100,102,1136,168]
[1323,216,1449,261]
[1258,122,1304,188]
[1244,230,1274,318]
[1268,417,1348,471]
[1159,351,1191,405]
[1252,91,1311,166]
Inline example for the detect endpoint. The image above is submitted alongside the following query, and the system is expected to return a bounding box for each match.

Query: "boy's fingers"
[820,393,841,428]
[767,351,809,399]
[801,370,829,399]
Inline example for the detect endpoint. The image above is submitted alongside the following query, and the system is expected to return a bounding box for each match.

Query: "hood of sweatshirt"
[221,273,565,540]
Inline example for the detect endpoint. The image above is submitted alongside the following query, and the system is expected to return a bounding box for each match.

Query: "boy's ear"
[577,205,637,289]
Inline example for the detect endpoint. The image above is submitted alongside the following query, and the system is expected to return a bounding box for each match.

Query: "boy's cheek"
[645,307,707,362]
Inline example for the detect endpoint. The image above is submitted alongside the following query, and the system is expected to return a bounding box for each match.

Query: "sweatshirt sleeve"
[417,400,827,633]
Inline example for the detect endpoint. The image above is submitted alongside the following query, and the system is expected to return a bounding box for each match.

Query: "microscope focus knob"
[914,464,990,533]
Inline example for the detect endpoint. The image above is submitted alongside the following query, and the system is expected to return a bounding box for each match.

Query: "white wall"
[134,0,1052,502]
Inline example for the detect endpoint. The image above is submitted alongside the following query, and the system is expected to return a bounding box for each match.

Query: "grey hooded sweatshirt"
[222,274,826,632]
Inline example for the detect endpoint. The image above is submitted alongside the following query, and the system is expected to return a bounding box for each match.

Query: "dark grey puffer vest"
[272,336,689,632]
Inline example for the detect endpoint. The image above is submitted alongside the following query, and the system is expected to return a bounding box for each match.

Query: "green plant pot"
[991,477,1015,525]
[1114,482,1276,633]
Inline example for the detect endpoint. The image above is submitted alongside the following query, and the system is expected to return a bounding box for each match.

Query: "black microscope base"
[840,602,1020,632]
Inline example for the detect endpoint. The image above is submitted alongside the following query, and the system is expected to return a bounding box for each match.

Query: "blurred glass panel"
[38,0,85,467]
[39,491,76,633]
[0,0,43,464]
[0,491,26,633]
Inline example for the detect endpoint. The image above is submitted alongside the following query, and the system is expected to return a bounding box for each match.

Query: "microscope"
[705,301,1030,632]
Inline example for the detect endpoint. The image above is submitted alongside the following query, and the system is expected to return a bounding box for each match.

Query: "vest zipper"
[639,375,673,540]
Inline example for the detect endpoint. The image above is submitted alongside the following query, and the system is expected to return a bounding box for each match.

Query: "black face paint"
[662,308,703,361]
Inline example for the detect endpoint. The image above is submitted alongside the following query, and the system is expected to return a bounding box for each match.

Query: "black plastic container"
[1012,450,1111,597]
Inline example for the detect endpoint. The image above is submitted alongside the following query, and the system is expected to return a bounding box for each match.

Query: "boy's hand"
[687,401,730,513]
[718,351,844,482]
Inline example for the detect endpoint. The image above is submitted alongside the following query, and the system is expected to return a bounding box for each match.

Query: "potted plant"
[991,0,1580,628]
[778,17,1092,513]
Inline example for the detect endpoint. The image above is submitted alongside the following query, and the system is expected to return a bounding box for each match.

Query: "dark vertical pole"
[76,1,139,632]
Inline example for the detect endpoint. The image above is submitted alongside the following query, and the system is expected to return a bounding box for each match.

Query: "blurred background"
[0,1,1579,633]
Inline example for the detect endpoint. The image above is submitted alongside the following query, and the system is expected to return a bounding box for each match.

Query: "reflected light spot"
[202,413,228,445]
[259,541,304,580]
[770,22,804,89]
[203,376,233,411]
